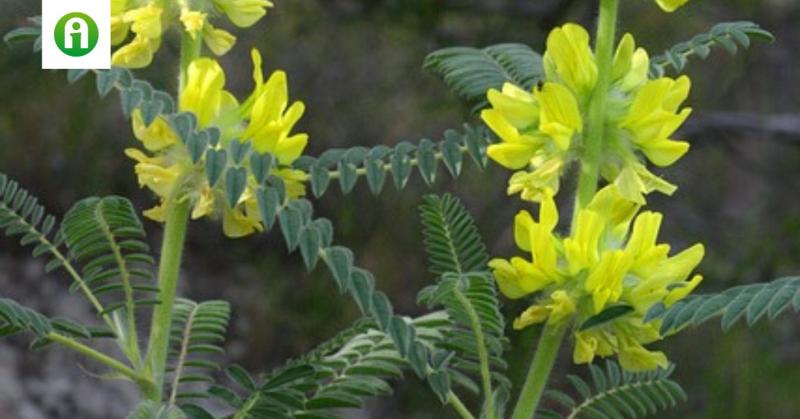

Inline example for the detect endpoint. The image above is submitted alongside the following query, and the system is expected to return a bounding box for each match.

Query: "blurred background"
[1,0,799,417]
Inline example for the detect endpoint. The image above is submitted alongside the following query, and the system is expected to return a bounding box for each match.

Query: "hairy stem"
[179,30,203,92]
[142,29,201,401]
[144,199,191,401]
[48,333,157,398]
[574,0,619,213]
[448,391,478,419]
[510,322,568,419]
[453,288,495,419]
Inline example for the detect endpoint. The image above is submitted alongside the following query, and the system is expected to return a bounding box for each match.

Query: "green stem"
[510,322,568,419]
[48,333,157,398]
[144,199,191,401]
[179,31,203,92]
[453,288,495,419]
[141,27,201,402]
[448,391,477,419]
[574,0,620,214]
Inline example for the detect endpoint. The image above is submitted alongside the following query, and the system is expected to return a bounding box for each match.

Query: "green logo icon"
[54,12,99,57]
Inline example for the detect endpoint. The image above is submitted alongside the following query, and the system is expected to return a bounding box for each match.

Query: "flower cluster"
[126,49,308,238]
[490,186,704,371]
[482,23,692,204]
[112,0,274,68]
[485,17,706,372]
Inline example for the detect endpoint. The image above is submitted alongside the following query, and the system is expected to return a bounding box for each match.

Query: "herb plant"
[1,1,790,418]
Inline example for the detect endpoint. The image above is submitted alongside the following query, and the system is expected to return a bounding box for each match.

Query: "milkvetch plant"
[0,1,793,419]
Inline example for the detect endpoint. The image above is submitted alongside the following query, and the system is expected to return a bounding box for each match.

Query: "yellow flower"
[506,157,566,202]
[213,0,275,28]
[611,34,650,92]
[132,111,180,152]
[492,186,704,370]
[191,186,215,220]
[482,81,580,201]
[242,50,309,165]
[483,84,542,170]
[276,168,310,199]
[180,59,240,127]
[490,258,546,299]
[513,290,577,330]
[222,190,264,238]
[513,305,551,330]
[617,335,668,371]
[111,0,131,45]
[124,149,181,202]
[110,3,164,68]
[584,182,639,243]
[573,331,598,364]
[203,23,237,56]
[621,77,692,167]
[180,9,207,40]
[112,35,161,68]
[543,23,597,95]
[549,290,577,323]
[111,0,275,68]
[125,53,309,238]
[576,319,668,371]
[124,4,163,39]
[564,211,604,273]
[497,194,560,276]
[535,83,583,151]
[111,0,128,18]
[512,290,576,329]
[584,250,634,313]
[111,17,130,46]
[482,24,693,204]
[611,162,678,204]
[655,0,690,13]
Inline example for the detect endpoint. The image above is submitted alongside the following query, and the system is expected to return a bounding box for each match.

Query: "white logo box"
[42,0,111,70]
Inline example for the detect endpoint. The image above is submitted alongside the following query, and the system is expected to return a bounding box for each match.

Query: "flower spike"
[490,186,704,371]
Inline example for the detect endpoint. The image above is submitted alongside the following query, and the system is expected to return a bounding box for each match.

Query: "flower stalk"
[510,322,568,419]
[511,0,620,416]
[144,198,191,401]
[180,31,203,92]
[575,0,620,213]
[141,30,202,401]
